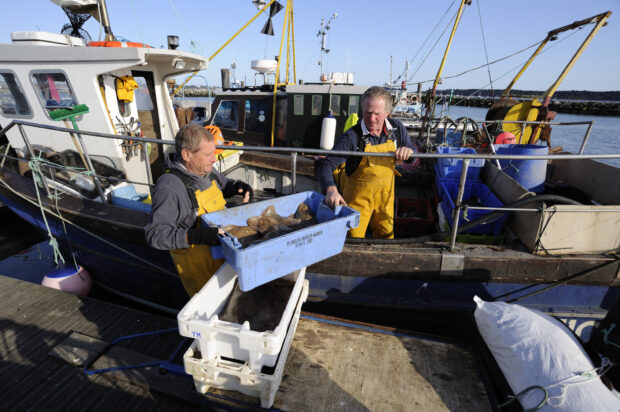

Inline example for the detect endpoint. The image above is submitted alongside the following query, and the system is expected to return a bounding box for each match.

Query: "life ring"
[89,41,152,48]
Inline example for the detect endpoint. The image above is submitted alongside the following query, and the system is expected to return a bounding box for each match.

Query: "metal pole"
[0,141,10,169]
[483,123,502,169]
[98,0,116,41]
[578,122,594,155]
[73,131,107,203]
[290,152,297,193]
[17,124,52,199]
[449,158,470,251]
[142,142,153,188]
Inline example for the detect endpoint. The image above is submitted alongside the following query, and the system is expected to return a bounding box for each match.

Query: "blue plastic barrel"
[495,144,548,193]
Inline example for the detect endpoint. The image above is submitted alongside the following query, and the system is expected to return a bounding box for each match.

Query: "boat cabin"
[0,31,208,195]
[209,84,367,148]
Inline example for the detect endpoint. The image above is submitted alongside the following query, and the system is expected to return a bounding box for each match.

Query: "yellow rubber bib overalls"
[170,181,226,296]
[341,139,397,239]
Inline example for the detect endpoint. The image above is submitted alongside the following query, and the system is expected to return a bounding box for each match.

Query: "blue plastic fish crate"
[202,191,360,291]
[439,180,508,236]
[436,147,484,181]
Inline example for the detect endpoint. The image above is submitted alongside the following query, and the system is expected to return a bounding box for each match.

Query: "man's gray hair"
[362,86,393,114]
[175,124,213,154]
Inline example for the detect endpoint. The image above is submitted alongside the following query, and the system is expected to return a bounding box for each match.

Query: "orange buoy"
[89,41,152,48]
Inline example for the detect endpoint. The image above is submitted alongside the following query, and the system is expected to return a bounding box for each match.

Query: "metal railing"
[1,118,619,251]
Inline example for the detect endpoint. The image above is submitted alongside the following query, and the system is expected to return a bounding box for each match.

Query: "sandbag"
[474,296,620,411]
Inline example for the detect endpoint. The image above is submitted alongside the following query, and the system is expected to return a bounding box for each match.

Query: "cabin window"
[348,96,359,115]
[311,95,322,116]
[293,95,304,115]
[31,72,77,112]
[244,99,268,134]
[0,71,32,117]
[330,95,341,116]
[134,76,153,111]
[213,100,239,130]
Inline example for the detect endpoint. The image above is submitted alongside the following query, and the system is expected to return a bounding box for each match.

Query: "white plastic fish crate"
[203,191,359,291]
[177,262,308,370]
[213,151,241,174]
[183,289,303,409]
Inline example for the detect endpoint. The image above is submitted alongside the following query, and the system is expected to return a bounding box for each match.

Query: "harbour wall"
[445,96,620,117]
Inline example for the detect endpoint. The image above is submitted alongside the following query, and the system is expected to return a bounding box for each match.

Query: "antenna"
[317,13,337,81]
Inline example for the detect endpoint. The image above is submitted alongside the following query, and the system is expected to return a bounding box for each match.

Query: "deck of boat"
[0,275,492,411]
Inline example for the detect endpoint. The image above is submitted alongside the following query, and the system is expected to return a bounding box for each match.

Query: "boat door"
[131,71,165,181]
[211,95,286,146]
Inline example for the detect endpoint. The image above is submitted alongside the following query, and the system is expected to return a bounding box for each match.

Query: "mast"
[317,13,337,81]
[98,0,115,41]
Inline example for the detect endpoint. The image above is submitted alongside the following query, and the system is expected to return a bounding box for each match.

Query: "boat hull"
[0,166,617,339]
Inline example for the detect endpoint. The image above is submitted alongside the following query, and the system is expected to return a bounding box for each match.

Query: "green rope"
[28,155,66,265]
[28,154,97,266]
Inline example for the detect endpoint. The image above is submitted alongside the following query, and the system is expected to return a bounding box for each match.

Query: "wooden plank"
[240,152,316,176]
[274,317,491,411]
[310,243,620,286]
[48,331,109,367]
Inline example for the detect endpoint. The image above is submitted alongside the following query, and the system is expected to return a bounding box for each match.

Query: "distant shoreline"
[436,89,620,101]
[443,96,620,116]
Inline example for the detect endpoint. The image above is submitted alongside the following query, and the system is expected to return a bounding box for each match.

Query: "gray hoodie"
[144,153,237,250]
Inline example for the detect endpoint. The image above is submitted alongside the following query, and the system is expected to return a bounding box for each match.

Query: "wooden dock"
[0,275,492,411]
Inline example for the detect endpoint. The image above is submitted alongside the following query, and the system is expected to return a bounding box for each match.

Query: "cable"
[408,11,459,84]
[392,0,457,85]
[476,0,494,98]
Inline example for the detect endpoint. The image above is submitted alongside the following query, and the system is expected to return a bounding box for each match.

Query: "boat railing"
[1,119,619,250]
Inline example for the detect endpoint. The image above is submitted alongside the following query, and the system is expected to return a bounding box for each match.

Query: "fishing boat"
[0,0,618,346]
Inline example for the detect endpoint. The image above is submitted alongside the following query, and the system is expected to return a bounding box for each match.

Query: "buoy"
[320,111,337,150]
[42,265,92,297]
[495,131,516,144]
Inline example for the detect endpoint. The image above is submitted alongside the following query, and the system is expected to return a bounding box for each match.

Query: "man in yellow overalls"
[145,124,252,296]
[315,86,416,238]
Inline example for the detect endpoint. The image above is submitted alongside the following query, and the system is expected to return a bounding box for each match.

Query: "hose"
[346,194,583,245]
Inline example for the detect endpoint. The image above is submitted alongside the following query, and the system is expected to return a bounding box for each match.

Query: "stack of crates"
[178,191,360,407]
[439,180,508,236]
[435,147,484,197]
[178,264,309,408]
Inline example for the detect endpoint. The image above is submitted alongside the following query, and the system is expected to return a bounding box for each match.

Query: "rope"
[28,155,66,265]
[49,167,80,271]
[167,0,204,55]
[433,25,584,117]
[498,359,614,410]
[392,0,456,84]
[476,0,494,98]
[408,10,458,84]
[129,0,146,48]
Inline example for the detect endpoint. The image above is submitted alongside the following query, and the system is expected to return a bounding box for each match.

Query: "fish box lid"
[10,31,86,47]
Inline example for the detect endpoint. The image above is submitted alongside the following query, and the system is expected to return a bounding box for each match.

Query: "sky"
[1,0,619,92]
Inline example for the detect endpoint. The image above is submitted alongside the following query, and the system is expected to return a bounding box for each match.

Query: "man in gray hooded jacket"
[145,124,252,295]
